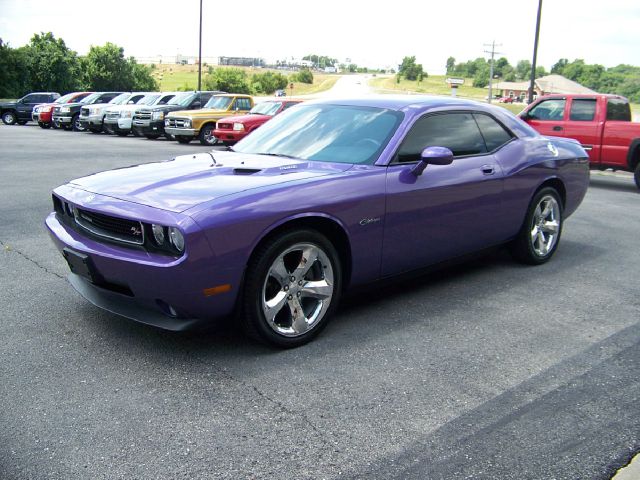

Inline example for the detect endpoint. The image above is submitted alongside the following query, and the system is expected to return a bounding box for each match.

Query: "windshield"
[234,104,404,165]
[205,96,233,109]
[109,93,131,105]
[168,92,196,106]
[250,101,282,116]
[79,93,101,104]
[139,94,161,106]
[55,93,76,104]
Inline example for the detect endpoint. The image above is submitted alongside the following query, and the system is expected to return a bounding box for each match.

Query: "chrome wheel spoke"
[541,220,559,234]
[288,297,309,334]
[294,246,319,278]
[264,291,288,322]
[301,280,333,300]
[269,256,289,285]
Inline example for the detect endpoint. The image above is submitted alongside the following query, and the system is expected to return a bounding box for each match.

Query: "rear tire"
[241,229,342,348]
[510,187,563,265]
[2,111,17,125]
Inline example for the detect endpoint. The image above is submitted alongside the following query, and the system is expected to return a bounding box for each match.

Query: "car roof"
[307,95,490,111]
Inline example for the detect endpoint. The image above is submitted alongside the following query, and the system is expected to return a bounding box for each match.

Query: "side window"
[606,99,631,121]
[129,95,145,104]
[199,93,212,105]
[474,113,513,151]
[528,99,566,121]
[101,93,117,103]
[22,94,37,104]
[283,102,298,110]
[159,95,175,105]
[569,99,596,121]
[396,113,487,163]
[235,98,250,110]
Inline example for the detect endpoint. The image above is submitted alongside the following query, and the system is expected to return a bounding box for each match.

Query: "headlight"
[89,108,99,115]
[43,106,52,112]
[152,111,164,121]
[60,107,71,113]
[168,227,185,252]
[151,224,165,245]
[121,111,132,118]
[232,122,245,131]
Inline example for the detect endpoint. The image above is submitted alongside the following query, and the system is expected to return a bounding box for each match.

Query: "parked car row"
[2,89,303,145]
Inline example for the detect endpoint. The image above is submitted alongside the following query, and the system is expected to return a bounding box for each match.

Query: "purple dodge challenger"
[46,96,589,347]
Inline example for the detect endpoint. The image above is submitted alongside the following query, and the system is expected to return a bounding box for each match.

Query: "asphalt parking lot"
[1,124,639,479]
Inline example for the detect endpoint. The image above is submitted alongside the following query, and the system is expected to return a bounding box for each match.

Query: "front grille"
[217,122,232,130]
[80,107,90,117]
[135,110,152,121]
[74,208,144,246]
[165,118,190,128]
[105,111,120,120]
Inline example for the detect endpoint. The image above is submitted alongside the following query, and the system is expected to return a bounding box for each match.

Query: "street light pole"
[197,0,203,91]
[528,0,543,104]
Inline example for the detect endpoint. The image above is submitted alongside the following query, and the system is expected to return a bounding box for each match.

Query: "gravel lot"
[1,124,638,479]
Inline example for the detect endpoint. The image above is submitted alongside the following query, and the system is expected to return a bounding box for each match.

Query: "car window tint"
[397,112,487,162]
[528,99,566,121]
[606,98,631,121]
[569,99,596,121]
[23,94,37,103]
[474,113,513,151]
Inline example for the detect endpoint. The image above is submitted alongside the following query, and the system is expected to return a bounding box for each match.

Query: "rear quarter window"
[473,113,513,151]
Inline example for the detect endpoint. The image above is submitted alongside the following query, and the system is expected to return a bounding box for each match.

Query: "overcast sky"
[1,0,638,73]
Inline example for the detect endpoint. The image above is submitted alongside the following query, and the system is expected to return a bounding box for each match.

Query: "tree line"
[0,33,157,98]
[445,56,640,102]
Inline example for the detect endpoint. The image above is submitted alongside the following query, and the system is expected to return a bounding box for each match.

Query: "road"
[0,125,639,480]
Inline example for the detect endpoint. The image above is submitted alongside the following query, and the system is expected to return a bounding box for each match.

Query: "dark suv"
[52,92,123,131]
[1,92,60,125]
[132,91,223,139]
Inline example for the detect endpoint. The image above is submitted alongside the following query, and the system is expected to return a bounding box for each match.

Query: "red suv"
[213,99,302,145]
[33,92,93,129]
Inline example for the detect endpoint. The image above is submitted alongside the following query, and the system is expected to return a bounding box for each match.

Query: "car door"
[524,98,567,138]
[562,97,600,163]
[382,111,506,277]
[18,94,41,120]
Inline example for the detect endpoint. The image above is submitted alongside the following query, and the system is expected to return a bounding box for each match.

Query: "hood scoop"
[233,167,262,175]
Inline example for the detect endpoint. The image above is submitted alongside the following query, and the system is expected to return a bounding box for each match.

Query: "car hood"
[140,105,185,113]
[106,104,139,113]
[67,151,353,213]
[168,108,235,118]
[219,113,270,125]
[1,101,17,108]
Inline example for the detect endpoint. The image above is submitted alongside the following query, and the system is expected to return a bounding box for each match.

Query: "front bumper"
[52,115,72,125]
[132,119,165,135]
[104,117,132,133]
[79,114,104,129]
[45,210,239,330]
[213,129,247,143]
[164,127,197,138]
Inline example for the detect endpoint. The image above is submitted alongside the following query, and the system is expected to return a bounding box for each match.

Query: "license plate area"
[62,248,96,283]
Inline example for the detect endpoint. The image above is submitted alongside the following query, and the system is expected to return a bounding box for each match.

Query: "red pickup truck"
[520,94,640,189]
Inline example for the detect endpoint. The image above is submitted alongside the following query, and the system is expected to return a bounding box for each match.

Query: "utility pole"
[484,41,502,104]
[197,0,203,91]
[528,0,543,104]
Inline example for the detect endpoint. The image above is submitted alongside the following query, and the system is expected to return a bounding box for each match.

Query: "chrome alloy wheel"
[261,242,334,337]
[530,194,561,257]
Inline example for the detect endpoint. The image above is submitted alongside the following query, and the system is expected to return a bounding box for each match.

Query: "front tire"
[176,136,192,144]
[145,134,160,140]
[2,111,17,125]
[510,187,563,265]
[199,124,218,146]
[634,163,640,190]
[241,229,342,348]
[71,114,84,132]
[39,122,51,129]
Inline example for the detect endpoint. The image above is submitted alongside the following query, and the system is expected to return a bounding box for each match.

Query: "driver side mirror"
[411,146,454,176]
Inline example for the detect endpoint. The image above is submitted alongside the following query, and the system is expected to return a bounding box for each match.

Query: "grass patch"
[149,64,339,95]
[369,75,489,100]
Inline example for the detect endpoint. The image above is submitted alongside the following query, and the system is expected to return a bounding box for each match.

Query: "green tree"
[0,39,30,97]
[398,56,425,81]
[446,56,455,74]
[204,68,251,93]
[129,60,158,91]
[24,32,82,93]
[292,68,313,84]
[83,42,134,90]
[251,71,288,94]
[472,62,491,88]
[551,58,568,75]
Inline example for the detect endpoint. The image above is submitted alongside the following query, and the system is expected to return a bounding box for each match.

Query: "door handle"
[552,126,563,131]
[481,165,495,175]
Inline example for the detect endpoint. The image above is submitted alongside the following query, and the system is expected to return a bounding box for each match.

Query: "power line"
[484,41,502,104]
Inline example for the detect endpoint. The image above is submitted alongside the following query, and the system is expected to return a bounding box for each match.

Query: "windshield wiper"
[256,152,298,159]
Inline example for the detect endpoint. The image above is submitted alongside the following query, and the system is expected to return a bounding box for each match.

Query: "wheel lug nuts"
[296,292,301,297]
[288,294,292,300]
[284,285,289,291]
[290,276,295,282]
[298,280,303,286]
